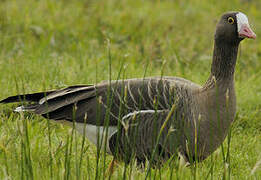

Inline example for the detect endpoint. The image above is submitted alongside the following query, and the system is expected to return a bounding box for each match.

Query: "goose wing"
[0,77,200,127]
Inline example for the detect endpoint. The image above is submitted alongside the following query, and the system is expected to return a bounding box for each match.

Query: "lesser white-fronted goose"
[0,12,256,165]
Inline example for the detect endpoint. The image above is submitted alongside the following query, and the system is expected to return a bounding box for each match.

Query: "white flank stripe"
[122,110,165,120]
[14,106,24,112]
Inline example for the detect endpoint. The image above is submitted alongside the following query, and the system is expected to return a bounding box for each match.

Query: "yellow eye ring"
[228,17,234,24]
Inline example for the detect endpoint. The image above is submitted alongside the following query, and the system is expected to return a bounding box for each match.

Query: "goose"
[0,12,256,166]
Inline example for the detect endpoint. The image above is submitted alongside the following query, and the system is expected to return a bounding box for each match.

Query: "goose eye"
[228,17,234,24]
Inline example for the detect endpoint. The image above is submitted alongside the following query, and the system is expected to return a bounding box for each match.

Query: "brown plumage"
[0,12,256,165]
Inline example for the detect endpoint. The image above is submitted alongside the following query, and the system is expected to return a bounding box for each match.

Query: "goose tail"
[0,91,54,113]
[0,91,54,104]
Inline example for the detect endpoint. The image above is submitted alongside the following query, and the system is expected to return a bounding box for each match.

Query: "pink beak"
[239,24,256,39]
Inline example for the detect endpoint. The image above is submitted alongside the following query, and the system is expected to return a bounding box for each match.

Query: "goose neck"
[203,40,239,89]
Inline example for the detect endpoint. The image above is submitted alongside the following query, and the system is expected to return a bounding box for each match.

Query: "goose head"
[215,12,256,44]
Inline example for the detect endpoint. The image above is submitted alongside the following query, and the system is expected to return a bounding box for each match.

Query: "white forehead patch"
[236,12,249,32]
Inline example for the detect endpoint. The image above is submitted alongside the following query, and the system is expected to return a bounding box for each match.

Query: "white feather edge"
[14,106,35,112]
[14,106,25,112]
[122,110,158,120]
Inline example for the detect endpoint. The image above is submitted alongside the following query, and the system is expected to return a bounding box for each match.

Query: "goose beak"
[238,24,256,39]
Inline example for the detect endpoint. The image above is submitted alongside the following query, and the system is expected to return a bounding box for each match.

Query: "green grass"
[0,0,261,179]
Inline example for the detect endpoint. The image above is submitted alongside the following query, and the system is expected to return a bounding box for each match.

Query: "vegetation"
[0,0,260,179]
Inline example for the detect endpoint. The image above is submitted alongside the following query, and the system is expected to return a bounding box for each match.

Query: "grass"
[0,0,261,179]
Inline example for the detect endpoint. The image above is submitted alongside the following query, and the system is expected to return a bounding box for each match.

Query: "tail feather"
[34,86,96,114]
[0,85,93,104]
[0,91,55,104]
